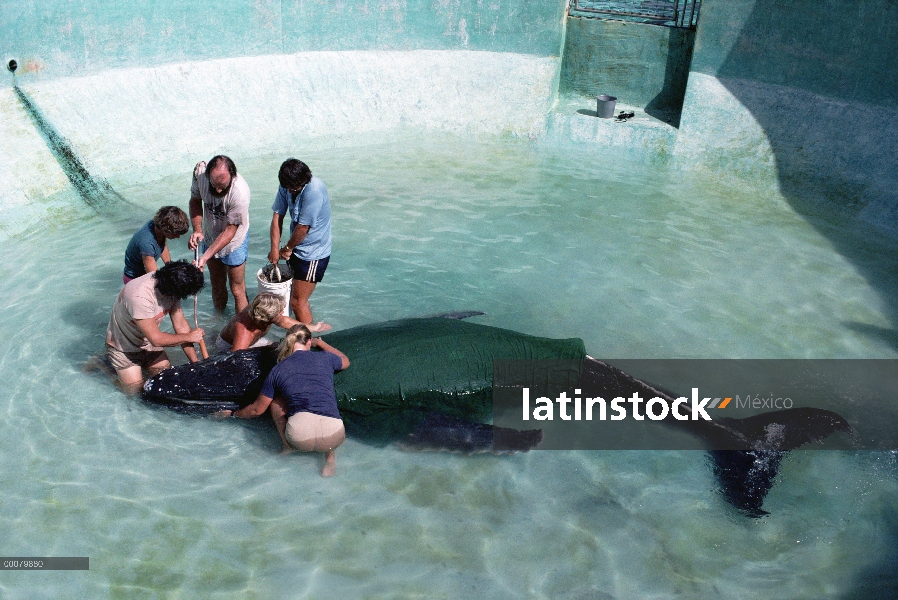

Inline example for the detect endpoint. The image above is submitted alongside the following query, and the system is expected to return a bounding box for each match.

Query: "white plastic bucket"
[257,268,292,316]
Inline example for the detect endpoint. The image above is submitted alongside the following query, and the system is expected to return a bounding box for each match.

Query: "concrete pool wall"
[0,0,567,237]
[676,0,898,225]
[1,0,897,238]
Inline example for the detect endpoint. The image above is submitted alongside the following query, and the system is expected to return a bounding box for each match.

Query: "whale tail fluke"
[705,408,852,517]
[399,413,543,454]
[709,449,784,518]
[580,357,853,516]
[712,407,852,451]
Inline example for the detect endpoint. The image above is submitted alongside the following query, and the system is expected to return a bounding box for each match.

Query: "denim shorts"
[202,232,249,267]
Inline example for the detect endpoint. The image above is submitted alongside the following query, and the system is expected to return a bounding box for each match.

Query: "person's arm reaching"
[269,212,285,264]
[311,338,349,370]
[142,255,159,274]
[272,314,332,333]
[188,195,204,251]
[195,224,237,269]
[279,225,310,261]
[229,393,273,418]
[169,305,201,363]
[135,315,203,360]
[188,161,206,251]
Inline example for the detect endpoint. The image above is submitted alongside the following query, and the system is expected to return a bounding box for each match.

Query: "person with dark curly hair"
[122,206,190,284]
[106,260,206,392]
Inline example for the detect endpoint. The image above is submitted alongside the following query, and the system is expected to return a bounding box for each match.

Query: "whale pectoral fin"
[143,397,242,416]
[398,413,543,454]
[707,408,852,517]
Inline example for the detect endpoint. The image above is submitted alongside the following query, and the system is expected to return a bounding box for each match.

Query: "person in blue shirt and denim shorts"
[268,158,332,325]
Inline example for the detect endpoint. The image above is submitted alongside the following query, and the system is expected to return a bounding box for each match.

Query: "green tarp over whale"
[323,318,586,444]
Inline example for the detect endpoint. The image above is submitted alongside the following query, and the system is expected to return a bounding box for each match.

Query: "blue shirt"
[124,221,163,278]
[260,350,344,419]
[271,176,332,261]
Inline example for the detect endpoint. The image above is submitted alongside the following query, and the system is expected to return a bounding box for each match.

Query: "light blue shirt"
[272,176,332,261]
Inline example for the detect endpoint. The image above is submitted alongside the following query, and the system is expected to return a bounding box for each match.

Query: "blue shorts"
[288,255,330,283]
[202,233,249,267]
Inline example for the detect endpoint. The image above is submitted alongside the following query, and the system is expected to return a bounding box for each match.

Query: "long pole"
[194,246,209,359]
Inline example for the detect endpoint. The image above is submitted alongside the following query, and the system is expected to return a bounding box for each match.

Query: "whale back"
[326,318,585,443]
[143,317,585,441]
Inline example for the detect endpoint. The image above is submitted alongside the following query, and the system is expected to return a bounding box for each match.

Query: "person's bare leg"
[290,279,317,324]
[321,450,336,477]
[115,366,145,395]
[227,262,249,313]
[270,395,293,453]
[146,356,172,379]
[207,258,229,311]
[83,354,116,378]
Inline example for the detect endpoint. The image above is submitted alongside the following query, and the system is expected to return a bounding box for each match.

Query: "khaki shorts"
[106,346,168,372]
[286,412,346,452]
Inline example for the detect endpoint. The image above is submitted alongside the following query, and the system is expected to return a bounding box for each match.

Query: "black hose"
[12,84,124,207]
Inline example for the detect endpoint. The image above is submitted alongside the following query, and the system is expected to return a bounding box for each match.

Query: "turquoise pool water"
[0,132,897,598]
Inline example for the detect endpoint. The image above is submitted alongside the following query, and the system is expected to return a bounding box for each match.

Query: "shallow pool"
[1,131,897,598]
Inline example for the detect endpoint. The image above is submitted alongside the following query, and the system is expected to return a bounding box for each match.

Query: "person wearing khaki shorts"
[223,324,349,477]
[105,261,206,393]
[284,411,345,453]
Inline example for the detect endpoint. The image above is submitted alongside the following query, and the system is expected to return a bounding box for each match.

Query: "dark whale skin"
[144,318,851,515]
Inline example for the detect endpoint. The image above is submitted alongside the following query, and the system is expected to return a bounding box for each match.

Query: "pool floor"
[0,131,897,598]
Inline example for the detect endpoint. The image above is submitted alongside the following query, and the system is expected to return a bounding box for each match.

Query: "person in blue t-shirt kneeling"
[225,324,349,477]
[123,206,190,284]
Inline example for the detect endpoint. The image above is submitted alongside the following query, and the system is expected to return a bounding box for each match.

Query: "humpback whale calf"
[142,316,850,516]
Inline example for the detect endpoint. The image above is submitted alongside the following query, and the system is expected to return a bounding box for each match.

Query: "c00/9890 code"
[3,561,43,568]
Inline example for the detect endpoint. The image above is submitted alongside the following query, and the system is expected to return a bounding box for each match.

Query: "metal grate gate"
[570,0,700,29]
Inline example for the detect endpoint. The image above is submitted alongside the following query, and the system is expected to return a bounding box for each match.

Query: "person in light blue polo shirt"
[268,158,333,325]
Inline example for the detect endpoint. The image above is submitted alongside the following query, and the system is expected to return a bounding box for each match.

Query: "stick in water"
[194,247,209,359]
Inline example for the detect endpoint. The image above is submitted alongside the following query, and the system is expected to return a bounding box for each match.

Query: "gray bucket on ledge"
[596,94,617,119]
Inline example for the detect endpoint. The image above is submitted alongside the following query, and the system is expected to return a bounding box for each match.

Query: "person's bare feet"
[321,450,336,477]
